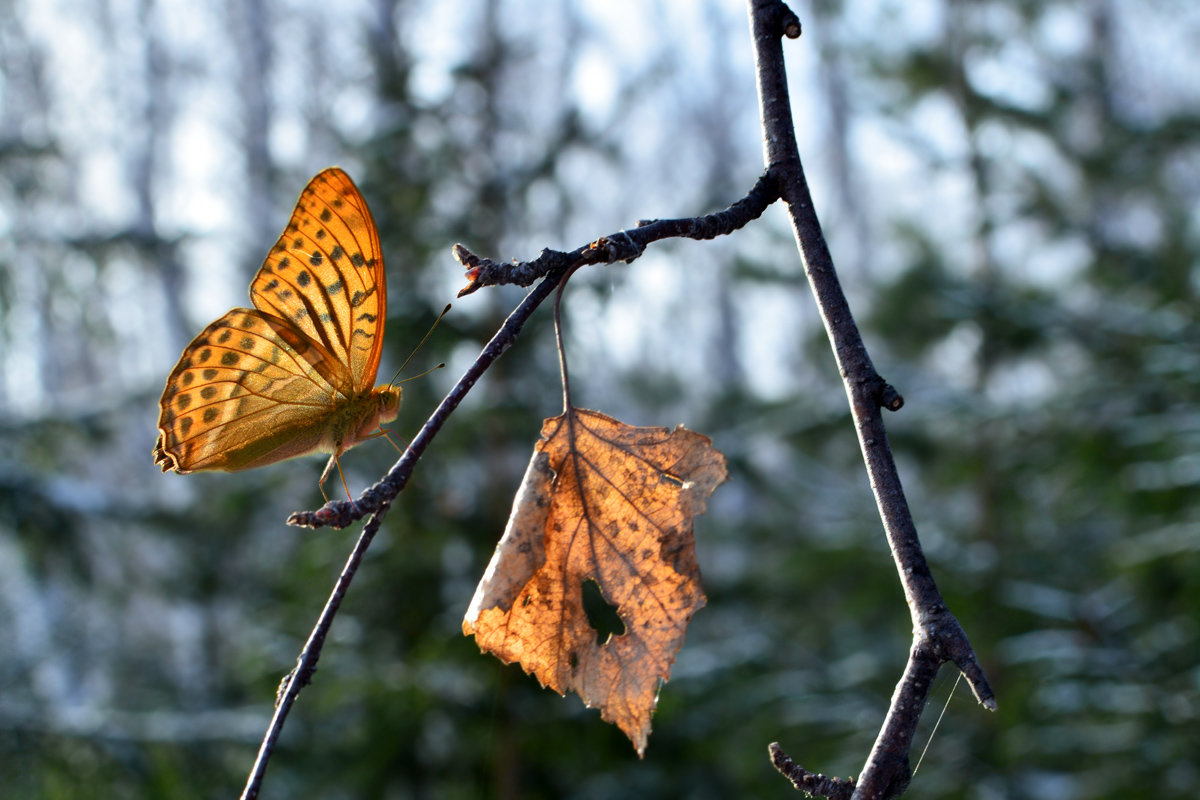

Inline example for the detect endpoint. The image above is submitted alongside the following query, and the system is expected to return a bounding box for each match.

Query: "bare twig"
[241,511,386,799]
[746,1,995,797]
[769,743,855,799]
[453,171,777,295]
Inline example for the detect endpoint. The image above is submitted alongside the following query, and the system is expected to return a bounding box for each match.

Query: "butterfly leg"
[357,425,406,454]
[319,454,336,502]
[379,427,406,454]
[335,455,353,501]
[317,454,355,502]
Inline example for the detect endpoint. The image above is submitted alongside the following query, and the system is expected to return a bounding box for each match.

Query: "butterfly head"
[377,385,402,424]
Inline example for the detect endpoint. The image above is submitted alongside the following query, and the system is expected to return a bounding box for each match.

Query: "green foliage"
[1,1,1197,798]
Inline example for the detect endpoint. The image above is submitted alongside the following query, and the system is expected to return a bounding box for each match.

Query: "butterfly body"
[155,168,398,489]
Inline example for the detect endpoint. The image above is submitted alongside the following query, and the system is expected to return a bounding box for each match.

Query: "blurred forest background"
[2,0,1198,797]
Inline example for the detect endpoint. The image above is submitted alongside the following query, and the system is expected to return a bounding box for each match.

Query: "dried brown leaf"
[463,408,727,755]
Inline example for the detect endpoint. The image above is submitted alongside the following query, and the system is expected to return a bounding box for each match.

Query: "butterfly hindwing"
[155,309,341,472]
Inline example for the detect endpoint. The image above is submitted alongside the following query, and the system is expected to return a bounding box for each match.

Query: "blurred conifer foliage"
[0,1,1196,797]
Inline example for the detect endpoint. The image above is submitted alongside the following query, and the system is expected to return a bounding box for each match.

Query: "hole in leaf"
[581,578,625,645]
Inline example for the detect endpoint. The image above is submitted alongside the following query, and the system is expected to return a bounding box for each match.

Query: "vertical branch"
[749,0,928,630]
[746,1,995,797]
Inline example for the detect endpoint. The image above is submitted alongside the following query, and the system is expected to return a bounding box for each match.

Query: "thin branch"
[240,511,386,800]
[746,1,995,797]
[769,743,855,800]
[453,171,778,296]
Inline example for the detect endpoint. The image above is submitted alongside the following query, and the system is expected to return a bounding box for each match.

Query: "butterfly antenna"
[388,303,451,387]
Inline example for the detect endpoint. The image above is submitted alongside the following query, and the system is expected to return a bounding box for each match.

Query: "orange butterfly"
[154,167,400,498]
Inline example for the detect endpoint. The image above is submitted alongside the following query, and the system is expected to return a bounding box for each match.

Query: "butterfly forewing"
[250,168,386,395]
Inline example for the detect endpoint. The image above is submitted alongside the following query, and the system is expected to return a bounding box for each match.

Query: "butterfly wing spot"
[350,253,365,267]
[220,351,241,366]
[326,279,343,295]
[202,368,217,380]
[181,372,195,387]
[297,270,311,287]
[274,326,310,354]
[315,229,326,241]
[200,387,218,400]
[329,246,344,262]
[179,417,193,436]
[202,408,219,424]
[320,208,332,223]
[309,252,323,266]
[176,392,192,410]
[197,347,212,364]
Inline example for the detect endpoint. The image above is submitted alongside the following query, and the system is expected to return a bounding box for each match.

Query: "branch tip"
[766,2,802,39]
[769,742,856,799]
[959,661,997,709]
[287,500,357,529]
[880,383,904,411]
[451,242,478,266]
